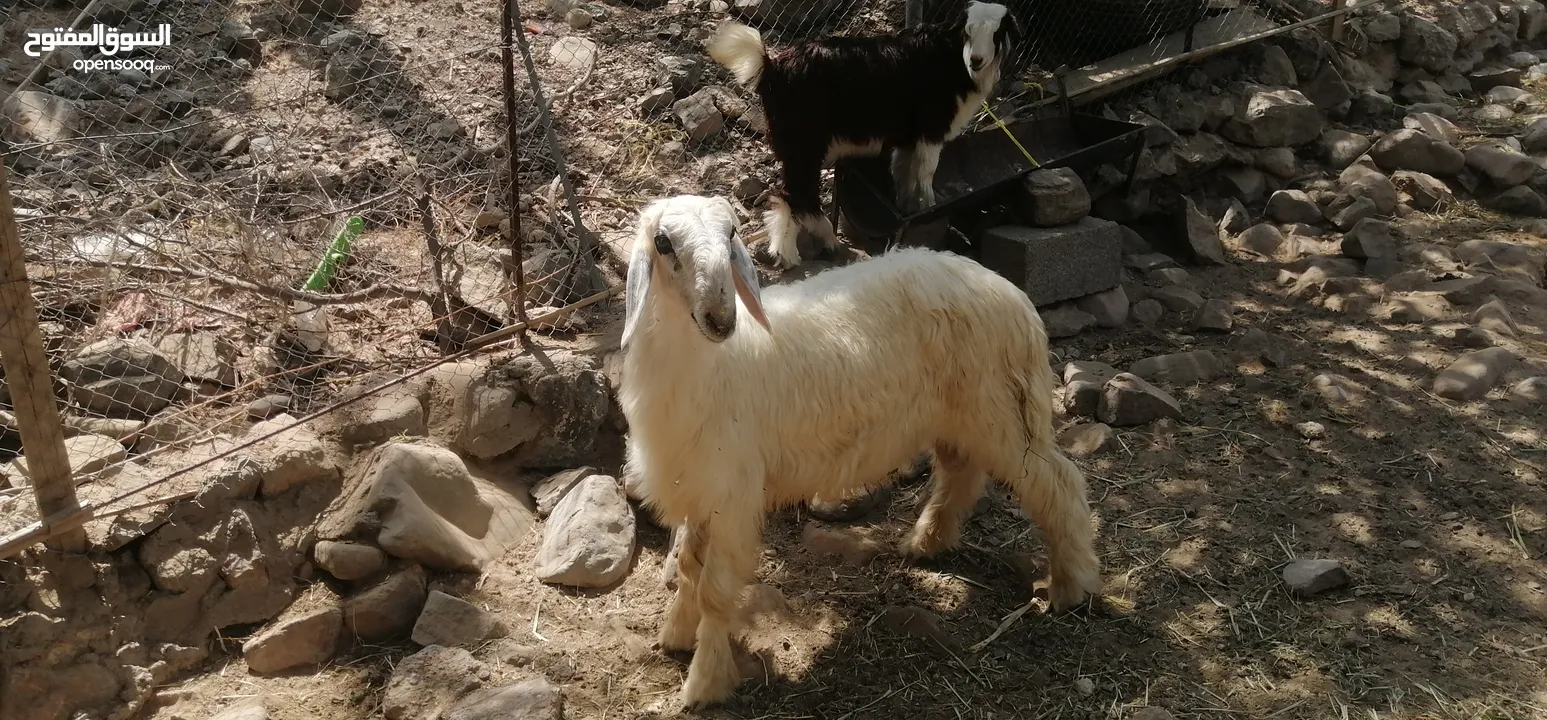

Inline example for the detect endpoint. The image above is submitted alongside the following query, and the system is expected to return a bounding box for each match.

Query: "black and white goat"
[708,0,1020,268]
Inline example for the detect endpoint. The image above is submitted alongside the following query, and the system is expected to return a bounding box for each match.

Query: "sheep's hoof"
[900,528,957,561]
[680,660,740,710]
[659,620,697,653]
[1037,580,1094,614]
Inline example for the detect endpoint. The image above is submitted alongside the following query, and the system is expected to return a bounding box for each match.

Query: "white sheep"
[617,194,1102,708]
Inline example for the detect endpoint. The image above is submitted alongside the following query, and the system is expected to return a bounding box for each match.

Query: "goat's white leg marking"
[914,142,944,210]
[681,505,761,708]
[903,447,986,559]
[660,523,705,651]
[891,146,918,209]
[797,212,841,251]
[762,200,801,269]
[998,442,1102,612]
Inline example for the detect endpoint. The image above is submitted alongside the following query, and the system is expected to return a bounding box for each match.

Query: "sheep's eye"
[654,231,675,255]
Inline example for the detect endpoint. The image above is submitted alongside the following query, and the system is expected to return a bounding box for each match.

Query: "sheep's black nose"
[703,311,734,340]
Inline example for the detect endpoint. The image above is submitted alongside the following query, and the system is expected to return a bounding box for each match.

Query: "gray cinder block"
[980,218,1123,307]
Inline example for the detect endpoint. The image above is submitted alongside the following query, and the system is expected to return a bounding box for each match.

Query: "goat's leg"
[997,440,1102,612]
[762,196,801,270]
[902,444,985,559]
[659,522,705,651]
[681,508,762,708]
[912,142,944,211]
[891,145,919,210]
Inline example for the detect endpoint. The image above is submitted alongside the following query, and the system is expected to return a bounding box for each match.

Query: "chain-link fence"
[0,0,1359,549]
[0,0,612,546]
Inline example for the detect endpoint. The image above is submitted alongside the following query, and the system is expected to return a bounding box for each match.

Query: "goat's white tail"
[708,22,766,87]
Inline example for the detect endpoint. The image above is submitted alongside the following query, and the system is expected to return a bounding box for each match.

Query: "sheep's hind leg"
[681,507,762,708]
[902,445,986,559]
[659,522,705,652]
[997,441,1102,612]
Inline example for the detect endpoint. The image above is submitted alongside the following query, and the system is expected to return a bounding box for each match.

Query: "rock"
[673,90,724,143]
[734,175,765,200]
[1219,200,1252,236]
[1473,297,1518,336]
[1303,64,1353,111]
[1470,66,1523,92]
[655,55,703,96]
[1128,350,1226,385]
[1457,239,1546,284]
[246,394,292,420]
[1399,16,1459,72]
[535,475,635,588]
[313,541,386,581]
[877,605,962,654]
[1097,374,1184,426]
[244,413,338,498]
[1254,147,1299,178]
[1392,170,1453,210]
[1489,86,1531,106]
[343,565,428,641]
[1339,164,1398,214]
[333,381,426,447]
[1172,133,1230,175]
[1320,129,1371,169]
[1403,112,1462,145]
[242,606,341,673]
[1131,298,1164,325]
[1231,224,1280,258]
[1217,167,1266,202]
[1181,196,1227,265]
[1347,90,1395,124]
[1132,709,1178,720]
[1192,299,1234,332]
[1222,86,1323,147]
[1511,377,1547,403]
[1042,305,1097,338]
[1466,142,1538,187]
[445,678,564,720]
[1399,80,1451,106]
[9,432,125,485]
[1522,118,1547,153]
[565,7,592,28]
[532,466,597,518]
[637,87,674,116]
[1295,421,1326,439]
[1151,286,1205,313]
[1433,347,1518,400]
[412,591,506,648]
[382,645,488,720]
[547,36,597,74]
[1061,361,1119,417]
[1474,104,1517,122]
[1266,190,1323,224]
[2,91,80,143]
[1329,197,1377,231]
[1282,558,1350,596]
[1058,422,1114,457]
[1124,253,1179,272]
[1380,294,1452,323]
[1257,44,1297,86]
[321,443,512,572]
[1018,167,1091,226]
[1486,186,1547,216]
[1455,327,1496,347]
[62,338,186,417]
[1341,218,1398,259]
[1369,129,1466,176]
[1073,286,1128,328]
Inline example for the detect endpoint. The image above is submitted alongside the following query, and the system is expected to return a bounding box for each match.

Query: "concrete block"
[980,218,1123,307]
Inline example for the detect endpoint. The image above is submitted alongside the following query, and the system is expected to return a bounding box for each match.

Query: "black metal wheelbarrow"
[832,112,1148,249]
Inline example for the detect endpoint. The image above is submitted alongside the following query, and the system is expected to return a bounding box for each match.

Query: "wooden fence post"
[0,160,86,552]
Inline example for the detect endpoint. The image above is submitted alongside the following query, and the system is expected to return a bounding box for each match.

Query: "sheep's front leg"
[912,142,943,211]
[660,522,704,651]
[681,507,762,709]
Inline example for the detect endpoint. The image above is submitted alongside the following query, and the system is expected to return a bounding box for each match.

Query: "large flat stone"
[980,218,1123,307]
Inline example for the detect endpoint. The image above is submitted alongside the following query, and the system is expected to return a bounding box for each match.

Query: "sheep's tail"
[708,21,766,87]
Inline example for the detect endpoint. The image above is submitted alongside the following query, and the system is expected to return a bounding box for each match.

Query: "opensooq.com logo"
[24,24,175,73]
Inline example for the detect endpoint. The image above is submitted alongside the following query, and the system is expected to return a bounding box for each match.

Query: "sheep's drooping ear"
[621,207,661,350]
[727,231,771,334]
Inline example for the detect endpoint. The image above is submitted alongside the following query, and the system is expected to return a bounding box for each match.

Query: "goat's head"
[621,195,771,350]
[962,1,1018,80]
